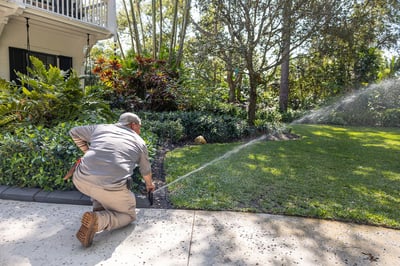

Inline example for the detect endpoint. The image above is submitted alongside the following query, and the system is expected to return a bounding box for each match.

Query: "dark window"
[9,47,72,82]
[59,55,73,77]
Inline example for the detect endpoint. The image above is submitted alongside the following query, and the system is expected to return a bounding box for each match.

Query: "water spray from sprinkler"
[149,134,268,202]
[292,79,400,126]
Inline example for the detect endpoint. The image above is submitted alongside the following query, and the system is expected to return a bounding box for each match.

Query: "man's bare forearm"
[142,173,155,192]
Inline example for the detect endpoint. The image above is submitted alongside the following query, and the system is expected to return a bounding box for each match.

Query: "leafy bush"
[92,56,179,112]
[145,119,185,143]
[0,78,21,127]
[180,112,247,142]
[0,121,158,191]
[139,111,263,143]
[295,79,400,127]
[0,57,116,132]
[382,108,400,127]
[0,123,80,190]
[6,56,83,127]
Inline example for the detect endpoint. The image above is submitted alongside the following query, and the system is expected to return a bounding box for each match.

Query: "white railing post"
[12,0,115,30]
[106,0,116,35]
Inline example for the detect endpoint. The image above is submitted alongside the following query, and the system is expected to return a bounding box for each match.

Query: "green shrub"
[0,121,158,191]
[295,79,400,127]
[183,113,246,143]
[0,56,116,131]
[0,123,80,190]
[382,108,400,127]
[0,79,21,128]
[139,111,253,143]
[92,56,179,112]
[13,56,83,126]
[145,119,185,143]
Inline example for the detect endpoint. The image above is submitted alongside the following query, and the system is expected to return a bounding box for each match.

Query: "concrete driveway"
[1,199,399,265]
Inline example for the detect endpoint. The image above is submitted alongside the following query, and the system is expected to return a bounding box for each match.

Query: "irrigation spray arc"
[147,134,268,204]
[148,79,400,204]
[291,79,400,126]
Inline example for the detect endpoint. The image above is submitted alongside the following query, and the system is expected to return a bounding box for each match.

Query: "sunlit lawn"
[164,124,400,229]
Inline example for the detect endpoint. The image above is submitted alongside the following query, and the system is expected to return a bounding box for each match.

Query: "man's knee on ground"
[127,208,137,221]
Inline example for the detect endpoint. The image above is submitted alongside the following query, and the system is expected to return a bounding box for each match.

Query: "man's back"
[70,124,150,190]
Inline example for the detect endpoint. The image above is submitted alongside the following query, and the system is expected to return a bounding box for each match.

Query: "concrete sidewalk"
[1,199,399,266]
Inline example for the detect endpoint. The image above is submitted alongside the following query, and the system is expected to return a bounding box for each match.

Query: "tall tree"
[152,0,157,58]
[175,0,192,68]
[168,0,180,65]
[305,0,400,91]
[194,0,340,125]
[136,0,146,53]
[121,0,135,52]
[130,0,142,56]
[279,0,291,112]
[158,0,163,58]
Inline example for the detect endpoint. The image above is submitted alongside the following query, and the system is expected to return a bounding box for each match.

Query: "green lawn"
[164,124,400,229]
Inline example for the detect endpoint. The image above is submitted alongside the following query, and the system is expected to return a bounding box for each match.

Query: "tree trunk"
[129,0,142,56]
[176,0,191,68]
[227,69,235,103]
[135,0,145,53]
[248,71,259,126]
[279,47,290,112]
[152,0,157,59]
[279,0,292,113]
[116,32,126,60]
[158,0,163,58]
[168,0,179,66]
[235,72,242,102]
[227,65,242,103]
[122,0,135,53]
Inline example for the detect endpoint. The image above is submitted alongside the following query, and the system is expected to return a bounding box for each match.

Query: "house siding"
[0,0,116,81]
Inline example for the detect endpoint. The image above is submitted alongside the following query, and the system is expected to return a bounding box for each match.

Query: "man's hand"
[143,173,155,192]
[146,181,155,192]
[63,158,81,181]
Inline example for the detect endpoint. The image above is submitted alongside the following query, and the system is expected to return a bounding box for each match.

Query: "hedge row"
[0,121,158,191]
[0,111,281,191]
[139,111,279,143]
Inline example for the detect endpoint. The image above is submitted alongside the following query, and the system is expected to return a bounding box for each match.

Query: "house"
[0,0,116,81]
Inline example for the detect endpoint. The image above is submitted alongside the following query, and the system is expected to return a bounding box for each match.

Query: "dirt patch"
[149,133,300,209]
[266,132,300,141]
[148,142,177,209]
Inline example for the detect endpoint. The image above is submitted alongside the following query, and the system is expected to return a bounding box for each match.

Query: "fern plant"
[0,78,25,127]
[17,56,83,126]
[0,56,83,128]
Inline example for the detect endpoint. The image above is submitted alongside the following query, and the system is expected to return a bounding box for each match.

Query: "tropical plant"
[0,78,23,127]
[0,56,83,128]
[92,55,179,112]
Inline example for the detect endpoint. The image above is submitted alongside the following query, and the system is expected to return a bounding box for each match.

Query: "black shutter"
[9,47,28,82]
[59,56,73,71]
[59,55,73,78]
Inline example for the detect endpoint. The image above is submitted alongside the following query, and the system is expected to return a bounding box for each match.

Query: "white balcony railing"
[22,0,109,27]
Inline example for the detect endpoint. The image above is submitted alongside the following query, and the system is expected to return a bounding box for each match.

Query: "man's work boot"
[76,212,98,247]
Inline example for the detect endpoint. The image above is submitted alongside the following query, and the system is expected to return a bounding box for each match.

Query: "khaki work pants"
[73,178,136,232]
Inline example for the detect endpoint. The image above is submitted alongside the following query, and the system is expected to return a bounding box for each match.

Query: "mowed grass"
[164,124,400,229]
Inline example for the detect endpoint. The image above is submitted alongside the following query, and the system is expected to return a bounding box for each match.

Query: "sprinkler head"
[148,191,154,206]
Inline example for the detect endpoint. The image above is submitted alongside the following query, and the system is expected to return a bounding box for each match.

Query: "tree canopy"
[105,0,400,124]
